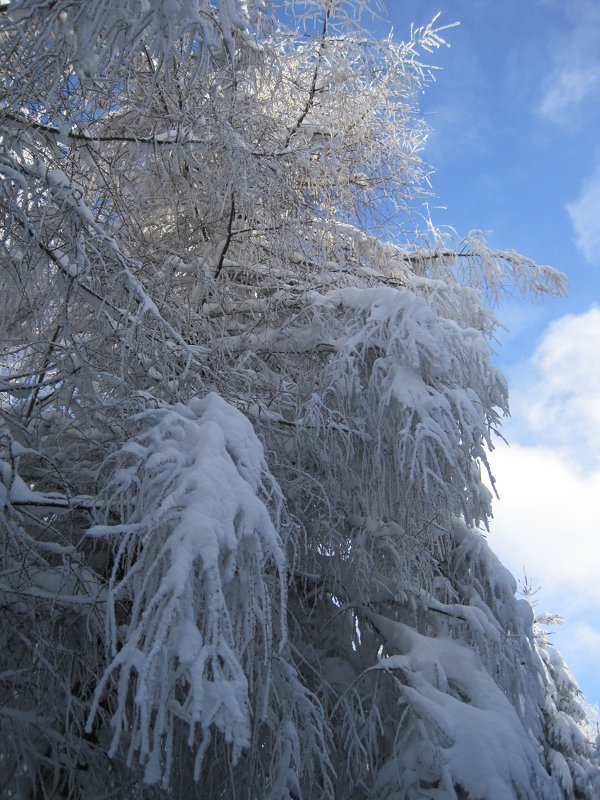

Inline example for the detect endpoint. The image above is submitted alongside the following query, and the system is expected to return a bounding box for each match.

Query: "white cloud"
[567,165,600,266]
[507,306,600,467]
[490,443,600,609]
[488,307,600,706]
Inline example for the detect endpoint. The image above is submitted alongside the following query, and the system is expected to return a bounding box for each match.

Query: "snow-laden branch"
[1,1,598,796]
[85,393,289,783]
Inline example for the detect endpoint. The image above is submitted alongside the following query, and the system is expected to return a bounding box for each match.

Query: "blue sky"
[379,0,600,710]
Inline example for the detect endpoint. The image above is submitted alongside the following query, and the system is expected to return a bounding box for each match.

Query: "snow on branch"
[1,0,254,112]
[404,229,568,306]
[367,611,559,799]
[1,0,598,795]
[287,284,504,532]
[85,393,288,784]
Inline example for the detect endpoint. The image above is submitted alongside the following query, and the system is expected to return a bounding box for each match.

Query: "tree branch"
[284,5,331,148]
[213,193,236,281]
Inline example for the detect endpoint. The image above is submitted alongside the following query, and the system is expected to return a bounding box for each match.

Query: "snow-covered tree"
[1,1,598,797]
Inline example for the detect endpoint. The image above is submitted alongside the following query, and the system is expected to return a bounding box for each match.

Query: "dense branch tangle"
[2,3,595,800]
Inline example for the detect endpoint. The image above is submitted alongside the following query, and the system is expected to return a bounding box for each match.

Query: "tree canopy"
[1,1,598,797]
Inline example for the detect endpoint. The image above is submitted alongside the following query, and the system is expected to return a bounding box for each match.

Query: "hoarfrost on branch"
[0,1,597,798]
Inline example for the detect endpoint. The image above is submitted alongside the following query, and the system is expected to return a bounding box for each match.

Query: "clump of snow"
[370,612,559,799]
[86,393,287,782]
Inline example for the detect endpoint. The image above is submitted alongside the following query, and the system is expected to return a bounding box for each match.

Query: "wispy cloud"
[489,307,600,705]
[566,163,600,266]
[538,0,600,125]
[539,66,600,123]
